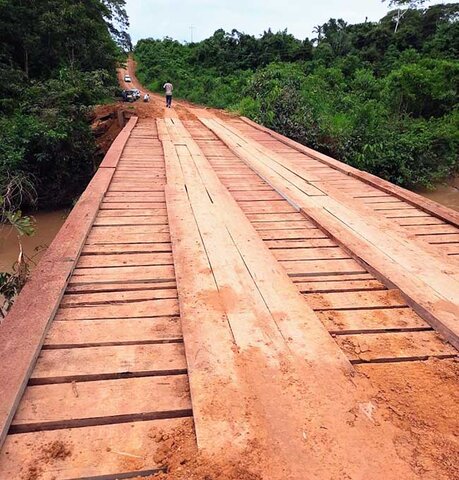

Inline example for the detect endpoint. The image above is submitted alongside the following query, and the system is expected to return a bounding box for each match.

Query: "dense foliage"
[0,0,130,209]
[136,3,458,188]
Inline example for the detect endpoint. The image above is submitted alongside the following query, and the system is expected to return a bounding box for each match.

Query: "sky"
[124,0,455,44]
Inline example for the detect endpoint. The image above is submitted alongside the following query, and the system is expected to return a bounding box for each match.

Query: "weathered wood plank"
[70,265,175,284]
[12,375,191,430]
[45,317,182,346]
[61,288,177,306]
[54,298,179,320]
[317,308,429,332]
[304,289,406,310]
[77,252,174,268]
[31,343,186,382]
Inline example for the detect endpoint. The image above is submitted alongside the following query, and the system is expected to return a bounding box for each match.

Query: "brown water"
[0,210,67,273]
[417,184,459,213]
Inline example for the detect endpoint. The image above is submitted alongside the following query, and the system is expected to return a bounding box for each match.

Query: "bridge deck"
[0,106,457,479]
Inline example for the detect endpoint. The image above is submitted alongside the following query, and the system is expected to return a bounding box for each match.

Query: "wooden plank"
[31,343,186,382]
[239,203,298,213]
[246,212,304,222]
[96,209,168,217]
[0,418,191,480]
[45,317,182,346]
[396,217,444,226]
[292,273,374,283]
[82,243,171,254]
[259,229,328,240]
[12,375,191,430]
[419,233,459,244]
[70,265,175,284]
[253,220,315,230]
[304,289,406,310]
[295,279,385,293]
[318,308,429,333]
[273,247,350,261]
[264,238,337,249]
[89,225,169,235]
[77,252,174,268]
[61,288,177,306]
[336,331,456,362]
[281,259,367,276]
[94,215,169,226]
[65,280,176,294]
[86,231,171,244]
[163,191,247,449]
[54,299,179,320]
[100,202,167,210]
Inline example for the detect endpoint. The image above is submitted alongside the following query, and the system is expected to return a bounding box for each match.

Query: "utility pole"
[190,25,195,43]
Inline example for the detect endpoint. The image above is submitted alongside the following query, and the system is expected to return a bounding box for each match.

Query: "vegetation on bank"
[0,0,131,212]
[0,0,131,310]
[135,2,459,189]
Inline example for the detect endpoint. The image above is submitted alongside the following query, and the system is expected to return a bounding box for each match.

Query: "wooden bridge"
[0,95,458,479]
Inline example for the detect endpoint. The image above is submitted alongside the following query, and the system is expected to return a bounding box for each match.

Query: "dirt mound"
[140,420,262,480]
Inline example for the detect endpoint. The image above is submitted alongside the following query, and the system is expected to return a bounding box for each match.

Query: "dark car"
[121,89,137,102]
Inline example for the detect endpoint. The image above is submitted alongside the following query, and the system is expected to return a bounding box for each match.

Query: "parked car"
[124,74,132,82]
[121,89,136,102]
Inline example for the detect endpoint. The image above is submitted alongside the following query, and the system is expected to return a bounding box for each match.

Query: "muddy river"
[0,185,458,275]
[0,210,67,273]
[418,184,459,212]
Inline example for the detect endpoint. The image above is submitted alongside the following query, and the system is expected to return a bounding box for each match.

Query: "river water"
[418,184,459,212]
[0,185,458,275]
[0,210,67,273]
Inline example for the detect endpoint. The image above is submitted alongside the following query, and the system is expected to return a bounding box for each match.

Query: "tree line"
[135,2,458,189]
[0,0,131,212]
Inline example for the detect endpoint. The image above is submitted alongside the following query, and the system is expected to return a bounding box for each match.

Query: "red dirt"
[357,359,459,480]
[22,440,72,479]
[140,419,261,480]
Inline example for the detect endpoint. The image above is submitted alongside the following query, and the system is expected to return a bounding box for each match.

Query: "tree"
[383,0,427,33]
[312,25,324,44]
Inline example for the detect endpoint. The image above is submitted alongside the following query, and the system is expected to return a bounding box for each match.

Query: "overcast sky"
[125,0,455,44]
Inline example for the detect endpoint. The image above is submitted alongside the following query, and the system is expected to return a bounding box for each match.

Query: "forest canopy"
[0,0,130,211]
[135,3,459,189]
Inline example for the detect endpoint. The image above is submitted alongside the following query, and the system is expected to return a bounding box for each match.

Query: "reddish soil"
[357,359,459,480]
[139,420,261,480]
[91,104,124,156]
[23,440,72,479]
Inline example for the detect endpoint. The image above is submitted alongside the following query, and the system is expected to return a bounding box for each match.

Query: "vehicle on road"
[121,89,137,102]
[132,89,141,99]
[124,74,132,82]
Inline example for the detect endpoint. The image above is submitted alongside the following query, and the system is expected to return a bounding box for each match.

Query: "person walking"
[163,81,173,108]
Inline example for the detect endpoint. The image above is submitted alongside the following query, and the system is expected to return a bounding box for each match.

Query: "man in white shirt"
[163,81,173,108]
